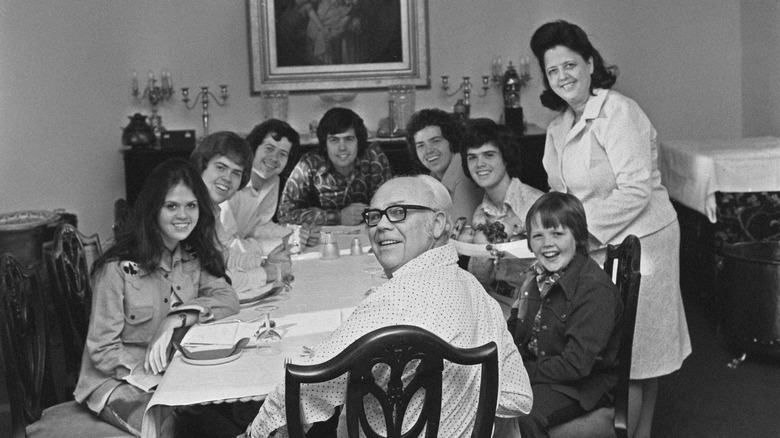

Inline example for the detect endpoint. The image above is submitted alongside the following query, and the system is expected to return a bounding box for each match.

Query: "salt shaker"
[320,232,340,260]
[350,237,362,255]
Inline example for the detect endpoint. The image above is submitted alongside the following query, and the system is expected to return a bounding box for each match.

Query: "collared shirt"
[74,246,240,414]
[469,178,543,290]
[228,175,292,245]
[278,143,392,225]
[544,88,676,246]
[216,203,273,292]
[471,177,544,233]
[247,243,532,438]
[507,253,621,410]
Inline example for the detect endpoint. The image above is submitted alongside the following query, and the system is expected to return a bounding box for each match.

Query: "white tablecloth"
[658,137,780,222]
[141,230,380,438]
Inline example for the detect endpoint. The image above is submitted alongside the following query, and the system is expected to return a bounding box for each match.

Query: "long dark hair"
[530,20,618,112]
[94,158,227,278]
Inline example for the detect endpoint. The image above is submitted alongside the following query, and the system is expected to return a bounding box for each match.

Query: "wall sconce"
[181,85,228,137]
[132,69,174,137]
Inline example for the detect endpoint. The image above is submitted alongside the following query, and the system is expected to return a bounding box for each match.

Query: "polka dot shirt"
[247,243,532,438]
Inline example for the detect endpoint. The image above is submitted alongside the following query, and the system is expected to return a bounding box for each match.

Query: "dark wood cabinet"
[122,146,195,205]
[516,124,548,192]
[121,126,548,205]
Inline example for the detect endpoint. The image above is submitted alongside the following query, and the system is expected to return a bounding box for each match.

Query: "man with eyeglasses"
[246,175,532,438]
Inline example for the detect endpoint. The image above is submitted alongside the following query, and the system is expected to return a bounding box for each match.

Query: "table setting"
[140,226,383,438]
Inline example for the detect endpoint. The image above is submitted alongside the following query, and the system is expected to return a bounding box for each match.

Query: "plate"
[180,350,243,366]
[452,239,534,259]
[238,282,284,305]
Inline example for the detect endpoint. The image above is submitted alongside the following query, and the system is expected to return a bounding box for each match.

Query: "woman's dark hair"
[530,20,618,112]
[316,107,369,156]
[188,131,253,189]
[525,191,590,255]
[404,108,463,171]
[459,118,523,182]
[245,118,301,155]
[93,158,227,278]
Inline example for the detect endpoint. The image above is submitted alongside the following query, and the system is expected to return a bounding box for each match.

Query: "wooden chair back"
[45,223,101,363]
[549,234,642,438]
[604,235,641,438]
[1,253,48,438]
[285,324,499,438]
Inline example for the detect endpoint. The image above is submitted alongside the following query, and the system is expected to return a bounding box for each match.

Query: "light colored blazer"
[544,88,676,247]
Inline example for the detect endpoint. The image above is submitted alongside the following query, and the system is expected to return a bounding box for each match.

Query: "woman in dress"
[74,158,240,436]
[530,20,691,437]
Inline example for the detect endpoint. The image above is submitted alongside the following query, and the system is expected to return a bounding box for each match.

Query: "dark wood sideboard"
[121,126,548,206]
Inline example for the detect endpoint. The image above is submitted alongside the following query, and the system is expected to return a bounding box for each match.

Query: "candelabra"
[440,76,472,119]
[181,85,229,137]
[132,69,174,138]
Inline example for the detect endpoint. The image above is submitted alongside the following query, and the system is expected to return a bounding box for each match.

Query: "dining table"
[140,226,381,438]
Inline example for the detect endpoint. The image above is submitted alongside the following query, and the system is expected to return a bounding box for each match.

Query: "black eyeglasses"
[361,204,436,227]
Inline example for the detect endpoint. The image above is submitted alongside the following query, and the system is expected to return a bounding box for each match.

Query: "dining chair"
[284,324,499,438]
[548,234,642,438]
[43,223,102,402]
[1,253,130,438]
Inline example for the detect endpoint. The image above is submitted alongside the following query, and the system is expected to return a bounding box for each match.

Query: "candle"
[491,55,502,78]
[161,70,169,90]
[147,70,154,89]
[132,70,138,93]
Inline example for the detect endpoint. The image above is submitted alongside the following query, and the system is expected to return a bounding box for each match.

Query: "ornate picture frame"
[247,0,430,93]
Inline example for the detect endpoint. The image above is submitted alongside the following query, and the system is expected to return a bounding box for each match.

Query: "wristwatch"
[178,312,187,328]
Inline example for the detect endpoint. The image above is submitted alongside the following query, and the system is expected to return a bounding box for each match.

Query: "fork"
[283,357,292,369]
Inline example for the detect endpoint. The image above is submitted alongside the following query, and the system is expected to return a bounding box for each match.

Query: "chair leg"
[629,378,658,438]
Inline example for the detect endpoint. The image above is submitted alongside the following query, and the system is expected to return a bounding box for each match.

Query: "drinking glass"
[363,266,387,296]
[269,260,293,300]
[254,305,282,356]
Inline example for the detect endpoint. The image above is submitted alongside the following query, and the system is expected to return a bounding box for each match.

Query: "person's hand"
[267,242,291,264]
[145,315,180,375]
[341,203,368,226]
[299,223,321,247]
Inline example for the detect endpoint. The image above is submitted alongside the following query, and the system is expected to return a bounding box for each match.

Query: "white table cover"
[658,137,780,222]
[141,230,380,438]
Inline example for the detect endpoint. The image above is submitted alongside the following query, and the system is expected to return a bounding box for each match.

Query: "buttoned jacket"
[74,246,239,413]
[507,253,622,410]
[544,88,676,247]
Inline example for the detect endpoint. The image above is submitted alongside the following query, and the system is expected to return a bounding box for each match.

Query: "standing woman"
[530,20,690,437]
[74,159,240,436]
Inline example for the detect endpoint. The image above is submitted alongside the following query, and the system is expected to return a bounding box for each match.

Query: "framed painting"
[247,0,430,93]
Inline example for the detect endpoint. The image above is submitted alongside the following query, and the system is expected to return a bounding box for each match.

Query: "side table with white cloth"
[658,137,780,322]
[140,227,380,438]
